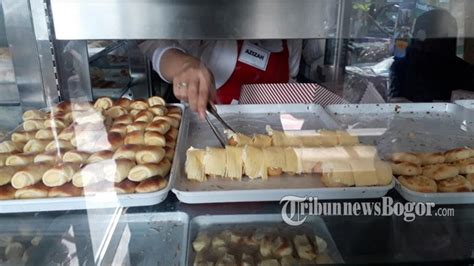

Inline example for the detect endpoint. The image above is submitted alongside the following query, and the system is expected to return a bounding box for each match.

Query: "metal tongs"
[205,103,235,147]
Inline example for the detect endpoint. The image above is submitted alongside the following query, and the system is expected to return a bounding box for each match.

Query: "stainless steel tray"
[455,99,474,110]
[186,214,343,265]
[395,179,474,205]
[0,104,187,213]
[172,104,394,204]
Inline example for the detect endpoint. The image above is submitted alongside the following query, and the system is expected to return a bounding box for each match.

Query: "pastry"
[283,147,301,175]
[164,147,175,162]
[375,160,393,186]
[263,147,286,176]
[437,175,472,192]
[128,159,171,181]
[126,121,148,133]
[272,236,293,258]
[113,114,134,125]
[350,159,378,187]
[243,145,267,179]
[73,110,104,125]
[124,131,145,145]
[6,153,36,166]
[164,135,176,149]
[167,106,182,115]
[129,109,141,117]
[23,139,49,153]
[165,127,179,140]
[14,182,49,199]
[104,106,128,118]
[72,163,105,187]
[43,118,67,129]
[444,148,471,163]
[23,119,45,131]
[86,150,114,164]
[135,147,165,164]
[152,116,179,128]
[185,148,206,182]
[192,232,211,252]
[260,235,273,257]
[52,101,72,113]
[314,235,328,254]
[102,159,135,183]
[0,184,15,200]
[466,174,474,187]
[93,97,113,110]
[135,176,168,193]
[11,162,51,189]
[109,124,128,137]
[113,144,143,160]
[390,152,421,165]
[321,160,355,187]
[48,182,83,197]
[422,164,459,181]
[317,130,338,147]
[0,154,8,167]
[71,101,93,111]
[104,132,124,151]
[391,162,422,176]
[225,146,243,180]
[62,150,90,164]
[204,147,226,178]
[11,131,36,143]
[147,96,166,107]
[149,106,168,116]
[134,110,154,123]
[167,111,181,120]
[58,124,75,141]
[35,129,55,140]
[130,99,149,110]
[111,179,138,194]
[417,152,445,165]
[251,134,272,148]
[398,175,437,193]
[226,131,252,146]
[45,139,74,151]
[144,131,166,147]
[22,109,47,121]
[42,163,81,187]
[115,98,132,109]
[34,149,66,163]
[146,120,171,135]
[0,141,24,153]
[293,235,316,260]
[0,166,17,186]
[454,158,474,174]
[336,130,359,146]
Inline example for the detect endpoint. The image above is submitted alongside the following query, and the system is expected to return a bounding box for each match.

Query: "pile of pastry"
[0,96,181,200]
[391,147,474,193]
[192,229,333,266]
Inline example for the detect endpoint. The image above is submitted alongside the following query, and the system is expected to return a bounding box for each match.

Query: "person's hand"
[172,57,216,119]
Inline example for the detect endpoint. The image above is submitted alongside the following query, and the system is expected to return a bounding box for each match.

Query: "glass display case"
[0,0,473,265]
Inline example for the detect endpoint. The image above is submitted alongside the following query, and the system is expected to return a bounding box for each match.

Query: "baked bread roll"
[455,158,474,174]
[203,147,226,178]
[0,141,24,153]
[167,111,181,120]
[12,131,36,143]
[336,130,359,146]
[263,147,286,176]
[35,129,54,140]
[422,164,459,181]
[166,127,179,141]
[146,120,171,135]
[44,118,67,129]
[93,97,113,110]
[73,110,104,125]
[317,130,338,147]
[14,182,49,199]
[167,106,182,115]
[148,96,166,107]
[283,147,301,175]
[321,160,355,187]
[0,166,17,186]
[243,146,267,180]
[144,131,166,147]
[6,153,36,166]
[62,150,90,164]
[437,175,472,192]
[42,163,81,187]
[149,106,168,116]
[71,101,93,111]
[185,148,206,182]
[111,179,138,194]
[226,131,252,146]
[48,182,83,197]
[104,106,128,119]
[398,175,437,193]
[349,159,378,187]
[53,101,72,113]
[466,174,474,187]
[11,163,51,189]
[109,124,128,137]
[417,152,445,165]
[390,152,421,165]
[251,134,272,148]
[0,154,8,167]
[101,159,135,183]
[86,150,114,164]
[104,132,124,151]
[124,131,145,145]
[129,109,141,117]
[58,124,75,141]
[375,160,393,186]
[152,116,179,128]
[293,235,317,260]
[164,135,176,149]
[391,162,422,176]
[444,148,471,163]
[272,237,293,258]
[130,99,149,110]
[23,139,49,153]
[0,184,15,200]
[113,114,134,125]
[225,146,243,180]
[164,147,175,162]
[115,98,132,110]
[23,119,45,131]
[45,139,74,151]
[34,149,66,163]
[22,109,47,121]
[72,163,105,187]
[135,147,165,164]
[126,121,148,133]
[135,176,168,193]
[128,159,171,182]
[113,144,143,160]
[134,110,154,123]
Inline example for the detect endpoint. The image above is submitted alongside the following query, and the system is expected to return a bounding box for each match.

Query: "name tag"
[238,41,270,71]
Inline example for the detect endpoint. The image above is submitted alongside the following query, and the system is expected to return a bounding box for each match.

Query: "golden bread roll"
[58,125,75,141]
[349,159,378,187]
[317,130,338,147]
[109,123,128,137]
[44,118,67,129]
[321,160,355,187]
[271,237,293,258]
[0,154,8,167]
[166,127,179,141]
[146,120,171,135]
[35,129,55,140]
[86,150,114,164]
[375,160,393,186]
[164,135,176,149]
[164,147,175,162]
[391,162,422,176]
[93,97,113,110]
[130,99,149,110]
[0,166,17,186]
[14,182,49,199]
[437,175,472,193]
[390,152,421,165]
[243,145,267,180]
[263,147,285,176]
[11,163,51,189]
[134,110,154,123]
[225,146,243,180]
[104,132,124,151]
[22,109,47,121]
[185,148,206,182]
[59,112,74,124]
[0,141,24,153]
[42,163,81,187]
[455,158,474,174]
[6,153,36,166]
[135,147,165,164]
[203,147,226,178]
[45,139,74,151]
[126,121,148,133]
[104,106,128,119]
[48,182,83,197]
[0,184,15,200]
[102,159,136,183]
[152,116,179,128]
[111,179,138,194]
[336,130,359,146]
[167,112,181,120]
[226,131,252,146]
[23,139,48,153]
[251,134,272,148]
[422,164,459,181]
[53,101,72,113]
[293,235,317,260]
[135,176,168,193]
[72,162,106,187]
[444,148,471,163]
[167,106,182,115]
[129,159,171,182]
[71,101,93,111]
[115,98,132,110]
[23,119,45,131]
[129,109,141,117]
[73,110,104,125]
[398,175,437,193]
[113,114,134,125]
[124,131,145,145]
[144,131,166,147]
[11,131,36,143]
[466,174,474,187]
[34,149,67,163]
[62,150,90,164]
[149,106,168,116]
[283,147,301,175]
[147,96,166,107]
[113,144,143,160]
[417,152,445,165]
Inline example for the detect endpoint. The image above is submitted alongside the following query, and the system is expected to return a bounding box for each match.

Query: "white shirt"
[140,40,302,89]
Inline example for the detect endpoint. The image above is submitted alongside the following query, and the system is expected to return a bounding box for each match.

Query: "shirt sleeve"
[287,39,303,78]
[138,40,186,83]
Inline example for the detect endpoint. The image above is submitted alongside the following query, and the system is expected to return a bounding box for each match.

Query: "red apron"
[216,41,290,104]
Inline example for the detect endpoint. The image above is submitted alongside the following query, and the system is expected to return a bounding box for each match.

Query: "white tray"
[172,104,395,204]
[0,104,186,213]
[455,99,474,110]
[395,179,474,205]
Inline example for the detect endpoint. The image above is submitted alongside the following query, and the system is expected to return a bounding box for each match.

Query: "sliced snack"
[225,146,244,180]
[263,147,286,176]
[398,175,437,193]
[203,147,226,178]
[336,130,359,146]
[243,145,267,180]
[321,160,355,187]
[349,159,378,187]
[186,148,206,182]
[374,160,393,186]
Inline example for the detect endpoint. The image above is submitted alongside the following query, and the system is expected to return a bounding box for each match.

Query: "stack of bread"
[0,96,181,200]
[186,128,393,187]
[391,147,474,193]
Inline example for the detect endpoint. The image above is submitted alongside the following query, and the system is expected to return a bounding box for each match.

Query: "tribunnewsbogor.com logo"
[280,196,455,226]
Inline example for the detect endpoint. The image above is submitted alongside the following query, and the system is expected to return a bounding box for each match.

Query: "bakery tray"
[395,179,474,205]
[186,214,344,265]
[172,104,394,204]
[0,104,186,213]
[455,99,474,110]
